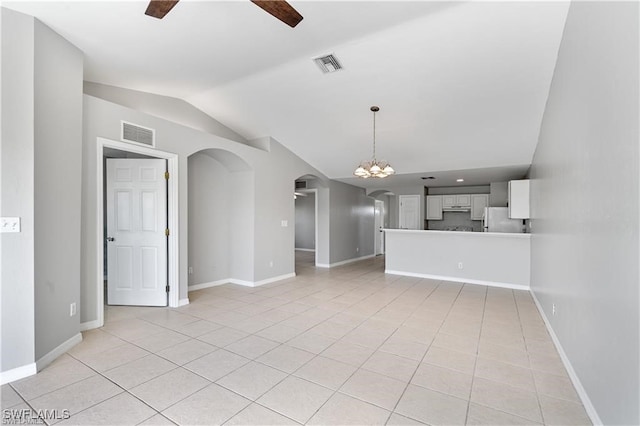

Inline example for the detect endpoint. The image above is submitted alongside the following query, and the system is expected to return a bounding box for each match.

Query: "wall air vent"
[295,180,307,189]
[313,54,343,74]
[121,121,155,147]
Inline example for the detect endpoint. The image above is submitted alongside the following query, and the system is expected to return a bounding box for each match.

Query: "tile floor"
[2,252,592,425]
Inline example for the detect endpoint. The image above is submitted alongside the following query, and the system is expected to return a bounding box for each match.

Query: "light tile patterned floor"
[2,252,592,425]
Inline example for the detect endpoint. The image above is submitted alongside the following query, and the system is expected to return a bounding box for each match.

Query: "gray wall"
[1,9,83,374]
[529,2,639,424]
[188,153,231,285]
[33,18,83,360]
[81,94,328,322]
[84,82,247,145]
[295,193,316,250]
[329,181,375,264]
[1,8,36,373]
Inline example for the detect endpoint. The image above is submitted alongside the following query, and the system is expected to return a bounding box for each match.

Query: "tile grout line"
[463,283,488,425]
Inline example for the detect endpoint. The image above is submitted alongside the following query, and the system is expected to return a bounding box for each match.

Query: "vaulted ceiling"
[4,1,570,188]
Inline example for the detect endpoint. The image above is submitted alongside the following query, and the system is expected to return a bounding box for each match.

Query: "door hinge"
[165,285,170,293]
[165,228,170,236]
[164,171,170,180]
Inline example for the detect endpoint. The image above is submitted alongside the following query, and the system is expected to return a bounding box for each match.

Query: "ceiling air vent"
[313,54,343,74]
[121,121,155,147]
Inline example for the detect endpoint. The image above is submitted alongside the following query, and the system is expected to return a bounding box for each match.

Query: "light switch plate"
[0,217,21,233]
[281,220,288,227]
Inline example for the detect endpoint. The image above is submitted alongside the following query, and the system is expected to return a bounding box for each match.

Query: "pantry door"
[106,159,168,306]
[399,195,420,230]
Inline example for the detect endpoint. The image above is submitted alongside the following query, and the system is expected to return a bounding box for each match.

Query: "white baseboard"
[178,298,190,307]
[317,254,376,268]
[0,363,37,385]
[251,272,296,287]
[384,270,530,291]
[188,279,230,292]
[530,291,602,426]
[295,248,316,252]
[189,273,297,291]
[36,333,83,372]
[80,319,101,331]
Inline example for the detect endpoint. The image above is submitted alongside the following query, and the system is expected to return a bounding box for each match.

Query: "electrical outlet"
[281,220,288,227]
[269,261,273,267]
[188,266,193,275]
[458,262,463,270]
[70,303,77,317]
[356,247,359,252]
[552,303,557,316]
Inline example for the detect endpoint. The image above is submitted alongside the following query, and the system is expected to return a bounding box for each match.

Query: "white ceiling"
[4,0,570,188]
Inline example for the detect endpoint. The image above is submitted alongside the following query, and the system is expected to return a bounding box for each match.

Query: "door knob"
[106,237,115,242]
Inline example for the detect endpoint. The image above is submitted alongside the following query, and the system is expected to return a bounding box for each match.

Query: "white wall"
[295,193,315,250]
[529,2,639,424]
[1,8,36,375]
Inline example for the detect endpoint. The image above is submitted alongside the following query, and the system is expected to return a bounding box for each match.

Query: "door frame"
[294,188,319,266]
[374,199,385,255]
[95,137,179,328]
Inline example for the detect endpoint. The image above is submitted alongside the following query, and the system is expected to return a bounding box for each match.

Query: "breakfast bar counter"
[384,229,531,289]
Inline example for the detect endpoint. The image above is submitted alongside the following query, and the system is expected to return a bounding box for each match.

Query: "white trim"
[252,272,296,287]
[178,298,190,307]
[0,363,37,385]
[229,279,254,287]
[295,248,316,252]
[80,320,101,332]
[189,273,296,290]
[530,291,603,426]
[316,254,376,269]
[384,269,530,291]
[96,137,180,331]
[188,279,230,292]
[36,333,83,372]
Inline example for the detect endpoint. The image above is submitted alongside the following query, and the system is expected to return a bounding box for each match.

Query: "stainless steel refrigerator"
[483,207,523,233]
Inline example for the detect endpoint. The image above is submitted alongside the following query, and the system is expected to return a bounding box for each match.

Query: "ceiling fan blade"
[145,0,180,19]
[250,0,303,28]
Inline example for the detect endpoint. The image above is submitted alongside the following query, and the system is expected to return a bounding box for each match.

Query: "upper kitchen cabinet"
[470,194,489,220]
[426,195,443,220]
[442,194,471,208]
[508,180,530,219]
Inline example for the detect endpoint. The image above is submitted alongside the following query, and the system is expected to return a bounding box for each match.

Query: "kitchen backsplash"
[427,211,483,232]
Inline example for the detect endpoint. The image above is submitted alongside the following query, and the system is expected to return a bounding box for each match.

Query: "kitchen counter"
[384,229,530,289]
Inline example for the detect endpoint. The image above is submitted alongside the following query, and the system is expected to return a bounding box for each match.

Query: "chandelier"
[354,106,396,179]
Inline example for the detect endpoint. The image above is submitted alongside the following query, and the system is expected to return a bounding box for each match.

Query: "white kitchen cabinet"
[442,194,470,208]
[470,194,489,220]
[442,195,456,208]
[508,180,530,219]
[456,194,471,207]
[426,195,443,220]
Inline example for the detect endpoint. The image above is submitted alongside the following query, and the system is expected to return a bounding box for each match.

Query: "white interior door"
[374,200,385,255]
[107,158,167,306]
[399,195,420,230]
